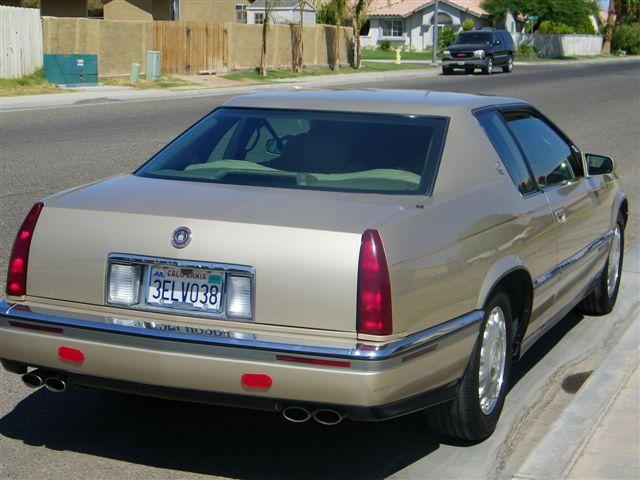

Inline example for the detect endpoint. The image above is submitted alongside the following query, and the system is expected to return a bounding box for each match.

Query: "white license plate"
[146,266,223,312]
[457,61,466,65]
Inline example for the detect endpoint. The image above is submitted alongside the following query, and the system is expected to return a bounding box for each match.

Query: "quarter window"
[382,20,403,37]
[502,111,575,188]
[476,110,535,195]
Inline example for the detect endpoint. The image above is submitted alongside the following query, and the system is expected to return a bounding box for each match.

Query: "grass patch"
[100,75,200,89]
[223,62,428,82]
[361,50,434,60]
[0,69,63,97]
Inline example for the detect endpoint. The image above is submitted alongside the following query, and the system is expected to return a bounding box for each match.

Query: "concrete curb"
[513,243,640,480]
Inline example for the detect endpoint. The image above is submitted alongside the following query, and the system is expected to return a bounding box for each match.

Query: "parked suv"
[442,29,515,75]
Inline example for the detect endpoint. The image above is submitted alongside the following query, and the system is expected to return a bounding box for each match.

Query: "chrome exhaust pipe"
[21,369,48,389]
[44,374,68,393]
[313,409,345,426]
[282,406,311,423]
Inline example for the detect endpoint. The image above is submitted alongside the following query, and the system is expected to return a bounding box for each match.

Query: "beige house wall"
[41,0,87,17]
[179,0,248,22]
[42,18,353,75]
[103,0,172,20]
[42,17,153,75]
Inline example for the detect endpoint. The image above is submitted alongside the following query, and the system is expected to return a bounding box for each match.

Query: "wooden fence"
[153,21,227,74]
[0,6,43,78]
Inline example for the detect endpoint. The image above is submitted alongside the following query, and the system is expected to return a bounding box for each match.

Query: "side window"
[502,111,575,188]
[476,110,535,195]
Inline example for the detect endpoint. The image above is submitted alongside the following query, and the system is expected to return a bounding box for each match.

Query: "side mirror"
[586,154,614,175]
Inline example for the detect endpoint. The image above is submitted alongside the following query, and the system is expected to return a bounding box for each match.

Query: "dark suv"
[441,29,515,75]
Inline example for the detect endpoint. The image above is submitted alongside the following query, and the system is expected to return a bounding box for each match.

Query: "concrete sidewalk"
[514,242,640,480]
[0,66,435,112]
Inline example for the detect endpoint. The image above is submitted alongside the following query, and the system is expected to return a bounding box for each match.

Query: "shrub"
[516,43,538,56]
[462,19,474,31]
[439,26,457,48]
[537,21,575,34]
[612,24,640,54]
[378,40,392,52]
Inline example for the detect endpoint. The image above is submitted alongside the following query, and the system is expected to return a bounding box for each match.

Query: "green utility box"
[43,53,99,86]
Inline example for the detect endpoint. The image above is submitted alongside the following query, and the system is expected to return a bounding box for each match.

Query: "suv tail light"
[357,229,392,336]
[6,202,44,297]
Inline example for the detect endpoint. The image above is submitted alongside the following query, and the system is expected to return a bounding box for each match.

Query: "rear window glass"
[136,108,448,194]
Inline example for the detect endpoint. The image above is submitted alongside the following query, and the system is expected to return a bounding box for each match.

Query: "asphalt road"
[0,59,639,479]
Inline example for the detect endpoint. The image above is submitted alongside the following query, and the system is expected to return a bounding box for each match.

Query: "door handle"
[554,207,567,224]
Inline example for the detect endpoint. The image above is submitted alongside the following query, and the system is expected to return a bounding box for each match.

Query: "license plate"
[146,266,223,312]
[458,61,465,65]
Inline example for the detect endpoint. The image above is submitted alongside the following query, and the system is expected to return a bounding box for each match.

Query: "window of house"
[236,4,247,23]
[502,111,576,188]
[382,20,403,37]
[254,12,265,24]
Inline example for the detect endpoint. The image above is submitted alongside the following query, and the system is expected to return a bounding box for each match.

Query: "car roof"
[222,90,528,117]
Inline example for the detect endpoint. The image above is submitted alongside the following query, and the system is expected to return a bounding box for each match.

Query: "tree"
[351,0,373,69]
[481,0,600,33]
[324,0,348,70]
[291,1,307,72]
[462,19,475,31]
[602,0,616,54]
[259,0,281,76]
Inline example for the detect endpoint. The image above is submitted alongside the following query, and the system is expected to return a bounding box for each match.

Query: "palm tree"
[602,0,616,54]
[352,0,373,69]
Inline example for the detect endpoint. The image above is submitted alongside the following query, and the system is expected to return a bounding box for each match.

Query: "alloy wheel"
[607,225,622,297]
[478,306,507,415]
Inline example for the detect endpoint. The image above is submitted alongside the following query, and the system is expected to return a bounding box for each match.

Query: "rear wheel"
[580,214,625,315]
[442,67,453,75]
[502,55,514,73]
[482,57,493,75]
[426,292,512,441]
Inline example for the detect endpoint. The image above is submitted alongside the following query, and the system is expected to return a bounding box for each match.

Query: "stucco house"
[246,0,316,25]
[361,0,491,51]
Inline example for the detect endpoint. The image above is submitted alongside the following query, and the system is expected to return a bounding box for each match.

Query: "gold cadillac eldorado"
[0,90,628,441]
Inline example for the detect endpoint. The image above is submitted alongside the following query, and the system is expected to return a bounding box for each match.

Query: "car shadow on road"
[0,310,585,479]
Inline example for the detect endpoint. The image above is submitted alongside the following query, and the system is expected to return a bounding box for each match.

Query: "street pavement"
[0,59,639,479]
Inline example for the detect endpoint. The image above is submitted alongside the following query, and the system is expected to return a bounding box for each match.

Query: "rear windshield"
[136,108,448,195]
[454,32,493,45]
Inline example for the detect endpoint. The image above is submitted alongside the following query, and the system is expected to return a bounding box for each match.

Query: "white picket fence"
[0,6,43,79]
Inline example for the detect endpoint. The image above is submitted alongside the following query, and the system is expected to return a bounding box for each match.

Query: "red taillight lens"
[357,229,392,336]
[6,202,43,297]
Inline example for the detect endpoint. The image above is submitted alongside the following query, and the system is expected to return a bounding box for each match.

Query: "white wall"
[532,34,603,57]
[0,6,43,78]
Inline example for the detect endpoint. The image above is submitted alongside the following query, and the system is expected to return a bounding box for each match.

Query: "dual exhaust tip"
[282,406,345,426]
[21,369,68,393]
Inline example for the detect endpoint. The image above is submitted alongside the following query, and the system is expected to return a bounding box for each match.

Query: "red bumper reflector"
[241,373,272,389]
[58,346,85,364]
[9,321,63,334]
[276,354,351,368]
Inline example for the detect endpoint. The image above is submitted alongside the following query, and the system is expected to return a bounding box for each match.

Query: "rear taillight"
[357,229,392,336]
[6,202,43,297]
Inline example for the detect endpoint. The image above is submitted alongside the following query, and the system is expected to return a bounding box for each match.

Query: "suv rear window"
[454,32,492,45]
[136,108,448,195]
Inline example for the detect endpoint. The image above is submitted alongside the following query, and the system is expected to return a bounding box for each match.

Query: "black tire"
[442,67,453,75]
[580,213,625,316]
[426,292,513,442]
[465,67,475,74]
[482,57,493,75]
[502,55,514,73]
